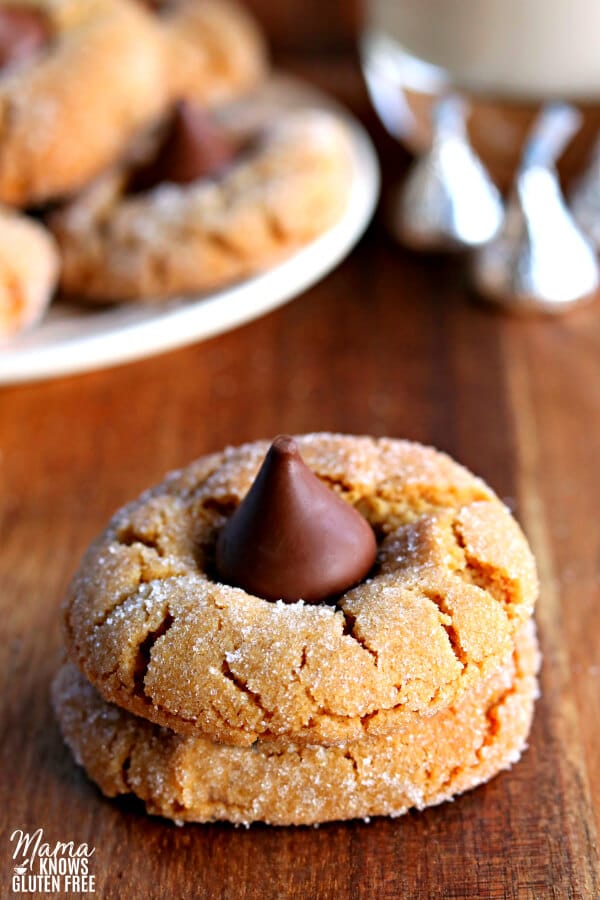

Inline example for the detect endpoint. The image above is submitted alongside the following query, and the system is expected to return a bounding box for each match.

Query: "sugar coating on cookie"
[0,0,170,206]
[159,0,267,105]
[52,622,540,826]
[49,110,353,301]
[62,435,539,748]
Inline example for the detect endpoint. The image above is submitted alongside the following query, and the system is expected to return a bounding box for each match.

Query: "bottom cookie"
[52,623,539,827]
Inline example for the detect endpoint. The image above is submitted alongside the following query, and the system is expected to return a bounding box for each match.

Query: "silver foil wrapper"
[390,95,503,250]
[570,138,600,250]
[473,104,598,314]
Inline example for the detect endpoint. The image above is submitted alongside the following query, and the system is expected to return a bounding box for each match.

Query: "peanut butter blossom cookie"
[0,0,266,208]
[56,434,540,825]
[0,0,169,206]
[48,106,352,301]
[62,435,538,746]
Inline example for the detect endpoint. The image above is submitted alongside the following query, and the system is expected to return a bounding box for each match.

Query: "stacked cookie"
[53,434,540,826]
[0,1,351,337]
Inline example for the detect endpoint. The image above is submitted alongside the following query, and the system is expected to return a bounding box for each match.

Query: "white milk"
[370,0,600,100]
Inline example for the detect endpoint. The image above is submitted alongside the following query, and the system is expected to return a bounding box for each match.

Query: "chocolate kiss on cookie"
[129,101,237,193]
[215,436,377,604]
[0,6,51,71]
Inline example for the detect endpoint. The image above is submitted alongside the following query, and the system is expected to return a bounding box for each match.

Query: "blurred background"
[238,0,360,56]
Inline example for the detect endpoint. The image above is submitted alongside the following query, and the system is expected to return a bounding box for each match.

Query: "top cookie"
[48,108,352,301]
[158,0,267,105]
[0,0,169,206]
[62,435,538,747]
[0,0,266,208]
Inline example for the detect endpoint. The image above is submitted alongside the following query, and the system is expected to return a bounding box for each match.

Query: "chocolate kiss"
[0,6,51,71]
[215,436,377,604]
[129,101,237,193]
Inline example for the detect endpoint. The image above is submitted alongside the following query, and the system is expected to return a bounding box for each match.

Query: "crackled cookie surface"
[63,435,538,748]
[49,109,352,301]
[0,0,170,206]
[53,622,540,826]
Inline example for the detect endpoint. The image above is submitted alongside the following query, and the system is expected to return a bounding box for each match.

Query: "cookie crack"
[343,750,359,775]
[316,473,359,500]
[91,574,190,630]
[200,495,239,518]
[475,679,519,763]
[361,677,448,727]
[220,659,272,719]
[423,591,467,668]
[359,709,381,729]
[147,694,233,732]
[132,613,174,699]
[120,748,134,793]
[92,671,234,736]
[437,764,463,792]
[338,607,379,664]
[451,519,516,612]
[115,526,165,555]
[300,684,347,721]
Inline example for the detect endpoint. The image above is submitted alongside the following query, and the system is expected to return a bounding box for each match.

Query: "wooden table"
[1,58,599,900]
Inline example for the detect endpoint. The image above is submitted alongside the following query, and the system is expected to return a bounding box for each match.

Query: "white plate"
[0,77,380,384]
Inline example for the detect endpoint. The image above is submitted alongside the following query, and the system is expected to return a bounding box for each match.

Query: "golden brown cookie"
[48,109,353,301]
[0,206,59,337]
[0,0,170,207]
[52,622,540,826]
[157,0,267,105]
[62,435,538,748]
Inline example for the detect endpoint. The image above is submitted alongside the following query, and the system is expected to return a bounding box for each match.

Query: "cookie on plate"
[61,434,538,748]
[0,0,171,207]
[48,106,352,301]
[52,621,540,826]
[152,0,267,105]
[0,206,59,338]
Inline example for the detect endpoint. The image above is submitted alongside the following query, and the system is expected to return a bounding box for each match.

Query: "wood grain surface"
[1,59,600,900]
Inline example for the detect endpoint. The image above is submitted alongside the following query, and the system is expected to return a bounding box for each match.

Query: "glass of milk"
[368,0,600,101]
